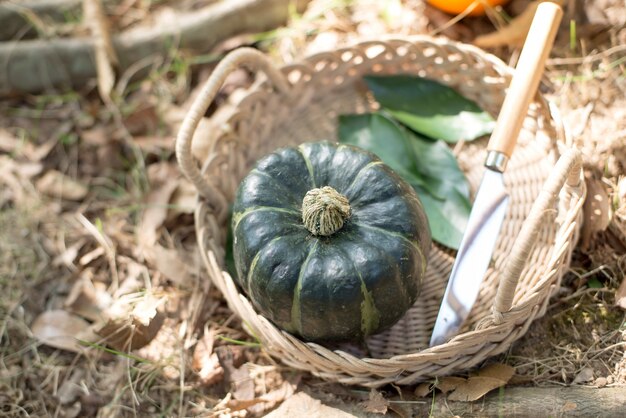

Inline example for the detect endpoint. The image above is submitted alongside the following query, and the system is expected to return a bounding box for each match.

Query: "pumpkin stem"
[302,186,351,236]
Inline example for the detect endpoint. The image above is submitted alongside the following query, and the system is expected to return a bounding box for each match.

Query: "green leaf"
[364,75,495,143]
[338,112,471,249]
[338,113,432,193]
[405,129,470,199]
[413,186,470,250]
[587,277,603,289]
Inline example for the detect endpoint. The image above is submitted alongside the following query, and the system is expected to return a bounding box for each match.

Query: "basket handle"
[490,149,583,322]
[176,47,290,199]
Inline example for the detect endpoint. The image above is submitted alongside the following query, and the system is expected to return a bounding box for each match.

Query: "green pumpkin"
[232,141,431,342]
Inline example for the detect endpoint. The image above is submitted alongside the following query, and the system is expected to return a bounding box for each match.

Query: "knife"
[429,2,563,347]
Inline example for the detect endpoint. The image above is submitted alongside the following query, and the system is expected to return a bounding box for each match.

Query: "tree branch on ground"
[0,0,310,96]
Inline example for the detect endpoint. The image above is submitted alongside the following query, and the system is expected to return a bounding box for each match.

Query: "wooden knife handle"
[486,2,563,163]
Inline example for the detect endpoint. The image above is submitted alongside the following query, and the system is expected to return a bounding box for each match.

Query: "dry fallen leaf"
[265,392,356,418]
[65,275,113,322]
[96,293,165,351]
[216,345,255,401]
[169,181,197,216]
[227,376,299,414]
[581,177,612,249]
[475,363,516,381]
[616,276,626,310]
[81,127,109,146]
[361,389,389,414]
[435,376,466,394]
[0,128,57,162]
[446,376,509,402]
[138,177,179,247]
[414,382,433,397]
[148,245,195,287]
[52,239,87,268]
[573,367,595,384]
[36,170,88,201]
[138,164,181,248]
[57,369,85,405]
[192,329,224,385]
[31,310,97,353]
[474,0,565,48]
[441,364,515,402]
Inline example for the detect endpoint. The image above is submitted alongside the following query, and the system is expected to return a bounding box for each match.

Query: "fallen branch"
[0,0,310,96]
[0,0,83,40]
[407,386,625,418]
[271,386,626,417]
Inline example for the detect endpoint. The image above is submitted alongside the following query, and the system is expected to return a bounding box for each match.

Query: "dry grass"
[1,0,625,416]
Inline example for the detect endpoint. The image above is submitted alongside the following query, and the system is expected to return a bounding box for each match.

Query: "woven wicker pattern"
[176,37,586,387]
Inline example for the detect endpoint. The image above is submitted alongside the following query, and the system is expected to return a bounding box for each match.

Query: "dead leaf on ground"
[616,276,626,310]
[607,177,626,254]
[573,367,595,384]
[447,376,509,402]
[0,156,44,205]
[216,345,255,401]
[123,102,160,136]
[414,382,433,397]
[147,244,195,287]
[440,363,515,402]
[475,363,516,381]
[192,329,224,385]
[581,177,611,249]
[57,369,85,405]
[474,0,565,48]
[0,128,57,162]
[435,376,466,394]
[31,310,98,353]
[96,293,166,351]
[65,275,113,322]
[138,178,179,247]
[81,127,109,146]
[52,239,87,268]
[169,181,197,216]
[36,170,89,201]
[360,388,389,414]
[265,392,356,418]
[131,136,175,155]
[227,376,299,414]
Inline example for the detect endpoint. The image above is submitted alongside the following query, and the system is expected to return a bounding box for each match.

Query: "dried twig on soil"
[0,0,310,96]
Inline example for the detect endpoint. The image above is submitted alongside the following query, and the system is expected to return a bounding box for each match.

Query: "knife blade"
[429,2,563,347]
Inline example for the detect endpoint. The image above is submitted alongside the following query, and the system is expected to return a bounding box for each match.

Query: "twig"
[547,44,626,66]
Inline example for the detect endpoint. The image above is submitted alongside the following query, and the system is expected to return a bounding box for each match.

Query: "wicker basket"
[176,37,586,387]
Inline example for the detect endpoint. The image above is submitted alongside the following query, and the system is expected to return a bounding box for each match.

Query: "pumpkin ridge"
[232,206,300,234]
[348,187,399,211]
[297,145,316,189]
[290,240,319,335]
[339,246,381,337]
[245,235,283,296]
[343,161,384,197]
[353,222,426,273]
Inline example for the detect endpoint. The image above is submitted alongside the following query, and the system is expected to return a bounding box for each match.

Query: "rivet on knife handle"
[485,2,563,173]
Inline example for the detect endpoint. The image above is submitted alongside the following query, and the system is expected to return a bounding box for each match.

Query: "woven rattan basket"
[176,37,586,387]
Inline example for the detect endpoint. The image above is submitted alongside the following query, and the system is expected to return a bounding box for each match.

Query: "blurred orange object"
[426,0,510,16]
